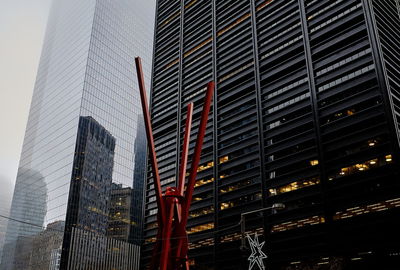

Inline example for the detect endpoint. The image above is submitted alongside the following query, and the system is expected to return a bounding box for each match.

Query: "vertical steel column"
[249,3,269,259]
[175,0,187,182]
[362,0,400,159]
[211,0,219,267]
[297,0,331,220]
[249,0,268,209]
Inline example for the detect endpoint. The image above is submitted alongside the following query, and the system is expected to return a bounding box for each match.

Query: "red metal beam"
[182,81,214,224]
[160,196,176,270]
[134,57,165,225]
[174,81,215,262]
[178,103,193,196]
[135,56,215,269]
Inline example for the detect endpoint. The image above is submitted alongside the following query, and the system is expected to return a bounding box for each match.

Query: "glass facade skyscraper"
[144,0,400,269]
[1,0,155,269]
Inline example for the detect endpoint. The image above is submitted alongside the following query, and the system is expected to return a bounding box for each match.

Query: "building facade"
[62,116,116,267]
[0,177,13,267]
[144,0,400,269]
[107,183,134,242]
[1,0,155,269]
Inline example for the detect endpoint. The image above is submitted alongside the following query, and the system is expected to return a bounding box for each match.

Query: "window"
[333,198,400,220]
[269,177,320,196]
[187,223,214,234]
[318,64,375,92]
[189,206,214,217]
[193,191,213,202]
[219,179,252,194]
[271,216,325,233]
[328,154,393,180]
[219,193,261,210]
[194,177,214,187]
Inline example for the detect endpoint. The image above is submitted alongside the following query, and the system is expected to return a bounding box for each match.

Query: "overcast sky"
[0,0,52,210]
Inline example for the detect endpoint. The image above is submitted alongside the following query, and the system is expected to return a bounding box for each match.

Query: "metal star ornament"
[246,232,268,270]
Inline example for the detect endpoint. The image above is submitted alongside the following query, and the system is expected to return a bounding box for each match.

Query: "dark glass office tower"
[62,116,116,267]
[1,0,155,269]
[144,0,400,269]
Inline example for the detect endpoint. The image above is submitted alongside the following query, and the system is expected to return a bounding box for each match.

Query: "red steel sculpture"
[135,57,215,270]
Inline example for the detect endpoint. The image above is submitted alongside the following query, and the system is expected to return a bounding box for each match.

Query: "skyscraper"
[1,169,47,269]
[0,177,14,266]
[62,116,116,267]
[2,0,155,269]
[145,0,400,269]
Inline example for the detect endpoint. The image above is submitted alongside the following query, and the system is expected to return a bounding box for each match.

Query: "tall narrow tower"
[1,0,155,269]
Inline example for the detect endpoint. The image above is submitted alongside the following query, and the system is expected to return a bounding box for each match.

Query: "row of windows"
[328,154,393,180]
[309,3,363,34]
[220,193,261,211]
[144,2,399,264]
[333,197,400,220]
[318,64,375,92]
[268,177,320,196]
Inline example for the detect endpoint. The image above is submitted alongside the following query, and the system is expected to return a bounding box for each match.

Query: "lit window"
[219,156,229,164]
[310,160,319,166]
[368,140,377,147]
[195,177,214,187]
[192,192,212,202]
[197,161,214,172]
[271,216,325,233]
[219,193,261,210]
[329,154,392,180]
[189,206,214,218]
[219,180,251,194]
[145,237,156,244]
[187,223,214,234]
[189,238,214,249]
[333,198,400,220]
[269,177,320,196]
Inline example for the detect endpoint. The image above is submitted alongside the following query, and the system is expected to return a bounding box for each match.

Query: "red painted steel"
[182,82,214,222]
[174,82,215,264]
[178,104,193,197]
[135,57,166,226]
[135,57,214,270]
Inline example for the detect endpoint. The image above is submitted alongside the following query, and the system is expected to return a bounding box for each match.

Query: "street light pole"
[240,203,285,250]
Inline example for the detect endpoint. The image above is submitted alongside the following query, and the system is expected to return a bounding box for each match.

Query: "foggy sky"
[0,0,52,208]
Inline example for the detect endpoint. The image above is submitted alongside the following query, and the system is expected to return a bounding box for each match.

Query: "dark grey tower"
[62,116,115,267]
[145,0,400,269]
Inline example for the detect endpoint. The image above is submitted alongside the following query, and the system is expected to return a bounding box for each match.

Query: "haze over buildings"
[1,0,155,269]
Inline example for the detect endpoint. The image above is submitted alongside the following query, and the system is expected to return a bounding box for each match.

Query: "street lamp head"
[272,203,285,210]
